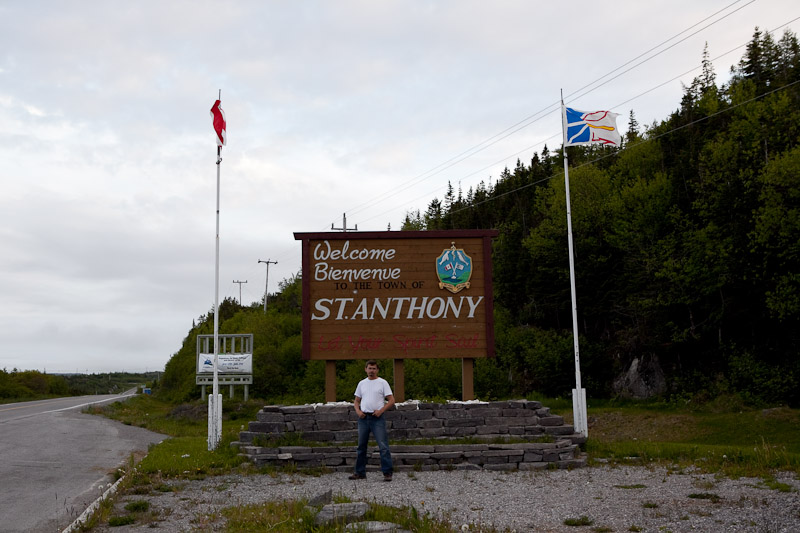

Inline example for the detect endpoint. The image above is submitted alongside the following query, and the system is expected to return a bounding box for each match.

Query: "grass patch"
[222,499,478,532]
[757,476,795,492]
[614,484,646,489]
[137,436,246,478]
[123,500,150,513]
[688,492,722,503]
[107,515,135,526]
[564,516,593,526]
[94,395,263,441]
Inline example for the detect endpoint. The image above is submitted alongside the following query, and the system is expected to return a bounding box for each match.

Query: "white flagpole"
[560,93,588,438]
[209,92,223,451]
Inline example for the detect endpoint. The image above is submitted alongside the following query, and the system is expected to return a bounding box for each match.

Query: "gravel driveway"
[86,465,799,532]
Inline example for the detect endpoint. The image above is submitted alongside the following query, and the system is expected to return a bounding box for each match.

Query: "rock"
[315,502,369,525]
[308,489,332,507]
[613,353,667,399]
[344,521,409,532]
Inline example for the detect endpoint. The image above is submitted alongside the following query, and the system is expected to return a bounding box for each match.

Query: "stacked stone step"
[239,440,585,471]
[236,399,586,470]
[239,399,583,445]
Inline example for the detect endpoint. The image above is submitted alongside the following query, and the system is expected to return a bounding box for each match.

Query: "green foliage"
[107,515,135,526]
[123,500,150,513]
[137,436,245,477]
[0,369,71,402]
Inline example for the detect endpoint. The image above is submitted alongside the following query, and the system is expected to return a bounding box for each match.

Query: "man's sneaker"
[383,473,392,482]
[348,473,366,480]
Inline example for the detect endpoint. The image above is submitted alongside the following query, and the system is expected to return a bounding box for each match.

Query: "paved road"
[0,393,166,533]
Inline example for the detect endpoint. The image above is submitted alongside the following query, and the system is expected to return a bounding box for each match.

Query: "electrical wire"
[340,0,756,222]
[256,9,799,286]
[448,77,800,216]
[359,16,800,227]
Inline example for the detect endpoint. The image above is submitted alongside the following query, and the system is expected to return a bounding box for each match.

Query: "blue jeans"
[355,413,392,476]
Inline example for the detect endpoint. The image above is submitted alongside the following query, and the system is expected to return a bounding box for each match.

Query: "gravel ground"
[87,465,799,532]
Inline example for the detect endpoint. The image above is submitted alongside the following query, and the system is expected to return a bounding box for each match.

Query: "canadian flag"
[210,100,226,147]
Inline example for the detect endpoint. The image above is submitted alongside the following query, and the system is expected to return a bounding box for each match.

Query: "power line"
[566,0,754,103]
[449,77,800,216]
[567,0,756,104]
[360,16,800,228]
[263,10,797,273]
[341,0,757,222]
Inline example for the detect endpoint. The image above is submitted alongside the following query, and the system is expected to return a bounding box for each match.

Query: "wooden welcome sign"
[294,230,497,362]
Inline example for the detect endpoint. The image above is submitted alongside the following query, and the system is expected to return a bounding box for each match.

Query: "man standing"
[350,359,394,481]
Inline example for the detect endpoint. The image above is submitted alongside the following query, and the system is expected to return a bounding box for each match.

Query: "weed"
[757,476,795,492]
[642,501,659,509]
[692,478,715,490]
[614,484,646,489]
[107,515,135,526]
[332,493,352,504]
[564,516,593,526]
[123,500,150,513]
[628,527,643,532]
[688,492,721,503]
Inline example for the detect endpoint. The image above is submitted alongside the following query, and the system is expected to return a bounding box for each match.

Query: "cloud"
[0,0,795,372]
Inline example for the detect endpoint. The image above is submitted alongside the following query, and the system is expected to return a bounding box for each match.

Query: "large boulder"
[613,354,667,399]
[315,502,369,526]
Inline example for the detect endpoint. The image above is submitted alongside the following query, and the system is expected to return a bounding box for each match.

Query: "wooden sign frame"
[294,230,497,401]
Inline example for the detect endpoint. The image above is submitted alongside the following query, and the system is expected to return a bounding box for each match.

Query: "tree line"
[0,369,153,401]
[160,28,800,407]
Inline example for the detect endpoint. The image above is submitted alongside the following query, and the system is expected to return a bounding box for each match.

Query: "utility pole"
[332,212,357,232]
[232,279,247,306]
[257,259,278,313]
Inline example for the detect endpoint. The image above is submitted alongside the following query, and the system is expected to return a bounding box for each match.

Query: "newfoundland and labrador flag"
[210,99,227,148]
[563,106,621,147]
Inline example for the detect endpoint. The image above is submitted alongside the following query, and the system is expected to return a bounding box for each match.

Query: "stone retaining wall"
[237,399,586,470]
[239,440,585,471]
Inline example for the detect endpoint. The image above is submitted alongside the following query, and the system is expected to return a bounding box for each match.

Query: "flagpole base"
[208,393,223,450]
[572,388,588,438]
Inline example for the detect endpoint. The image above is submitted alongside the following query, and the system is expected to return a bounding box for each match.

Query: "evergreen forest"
[157,29,800,408]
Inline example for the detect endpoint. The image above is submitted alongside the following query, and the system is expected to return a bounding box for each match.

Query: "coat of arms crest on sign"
[436,242,473,293]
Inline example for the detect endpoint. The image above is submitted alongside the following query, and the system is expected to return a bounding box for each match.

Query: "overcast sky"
[1,1,796,374]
